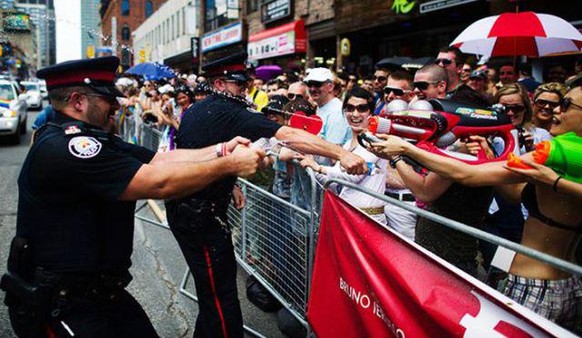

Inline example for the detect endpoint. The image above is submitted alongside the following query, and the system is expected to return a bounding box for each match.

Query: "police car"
[0,79,29,144]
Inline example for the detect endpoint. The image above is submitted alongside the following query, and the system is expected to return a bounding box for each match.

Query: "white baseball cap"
[304,67,333,83]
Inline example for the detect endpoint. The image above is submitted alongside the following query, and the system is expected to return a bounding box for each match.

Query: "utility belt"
[1,237,132,337]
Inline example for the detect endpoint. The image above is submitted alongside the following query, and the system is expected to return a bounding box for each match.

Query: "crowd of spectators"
[107,50,581,334]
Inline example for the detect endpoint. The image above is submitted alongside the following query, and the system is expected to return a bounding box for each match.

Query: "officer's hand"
[225,136,252,155]
[230,145,266,177]
[339,151,368,175]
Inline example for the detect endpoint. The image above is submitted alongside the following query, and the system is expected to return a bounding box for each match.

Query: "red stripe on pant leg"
[203,245,229,338]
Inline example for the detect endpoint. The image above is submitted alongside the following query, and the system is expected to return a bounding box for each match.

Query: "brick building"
[99,0,165,69]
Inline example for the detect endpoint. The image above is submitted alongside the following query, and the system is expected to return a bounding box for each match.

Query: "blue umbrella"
[125,62,176,81]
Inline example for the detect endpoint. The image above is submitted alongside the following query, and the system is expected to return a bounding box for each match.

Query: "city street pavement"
[0,105,285,337]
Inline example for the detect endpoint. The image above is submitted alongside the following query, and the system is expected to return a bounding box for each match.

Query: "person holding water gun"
[369,85,582,334]
[297,87,389,224]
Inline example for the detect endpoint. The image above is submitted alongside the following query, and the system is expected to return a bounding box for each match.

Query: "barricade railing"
[323,178,582,277]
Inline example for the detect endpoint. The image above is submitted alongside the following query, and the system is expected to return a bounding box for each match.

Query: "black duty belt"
[385,191,416,202]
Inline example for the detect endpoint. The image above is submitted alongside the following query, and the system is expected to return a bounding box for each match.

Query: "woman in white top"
[298,87,388,224]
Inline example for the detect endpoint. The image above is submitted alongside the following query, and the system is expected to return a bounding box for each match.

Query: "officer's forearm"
[119,157,240,200]
[275,126,344,161]
[149,146,218,164]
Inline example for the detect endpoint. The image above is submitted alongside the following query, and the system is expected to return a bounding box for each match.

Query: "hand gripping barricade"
[364,99,516,164]
[131,122,580,337]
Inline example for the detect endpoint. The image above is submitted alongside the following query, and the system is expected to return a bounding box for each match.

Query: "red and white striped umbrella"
[451,12,582,57]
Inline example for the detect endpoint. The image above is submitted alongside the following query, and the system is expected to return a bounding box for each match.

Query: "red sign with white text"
[307,192,573,338]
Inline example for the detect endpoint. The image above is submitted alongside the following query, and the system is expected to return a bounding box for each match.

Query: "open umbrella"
[255,65,283,81]
[451,12,582,57]
[125,62,176,81]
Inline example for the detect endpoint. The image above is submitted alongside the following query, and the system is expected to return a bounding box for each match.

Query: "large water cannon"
[365,99,516,164]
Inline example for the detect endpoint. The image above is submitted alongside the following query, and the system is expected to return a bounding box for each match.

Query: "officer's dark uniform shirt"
[176,93,282,201]
[17,112,155,273]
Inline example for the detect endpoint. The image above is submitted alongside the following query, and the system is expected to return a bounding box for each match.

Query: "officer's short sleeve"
[33,136,148,201]
[230,107,282,140]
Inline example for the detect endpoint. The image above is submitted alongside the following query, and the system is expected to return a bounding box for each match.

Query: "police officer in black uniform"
[1,56,265,338]
[169,52,367,338]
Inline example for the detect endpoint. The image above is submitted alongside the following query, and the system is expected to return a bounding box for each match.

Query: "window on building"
[247,0,259,13]
[121,25,130,41]
[182,8,186,35]
[176,11,180,37]
[171,15,175,40]
[145,0,153,18]
[121,0,130,16]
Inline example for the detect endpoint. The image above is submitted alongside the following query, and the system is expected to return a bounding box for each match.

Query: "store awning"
[248,20,306,60]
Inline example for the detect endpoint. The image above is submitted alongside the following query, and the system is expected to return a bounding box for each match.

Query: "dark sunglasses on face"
[85,93,118,105]
[413,81,439,90]
[500,71,514,76]
[534,99,561,110]
[504,104,525,113]
[462,68,472,72]
[384,86,409,96]
[434,58,453,66]
[372,76,387,82]
[226,79,246,87]
[306,81,325,88]
[344,103,370,113]
[560,97,582,112]
[288,93,303,100]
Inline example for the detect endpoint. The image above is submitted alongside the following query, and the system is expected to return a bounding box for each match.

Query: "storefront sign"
[340,38,351,57]
[419,0,479,13]
[201,22,243,53]
[261,0,293,24]
[308,192,570,338]
[391,0,416,14]
[191,37,200,65]
[248,20,306,60]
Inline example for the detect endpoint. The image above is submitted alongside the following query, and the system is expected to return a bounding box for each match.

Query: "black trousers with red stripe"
[166,199,243,338]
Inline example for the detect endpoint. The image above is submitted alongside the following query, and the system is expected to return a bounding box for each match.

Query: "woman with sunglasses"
[297,87,389,224]
[370,86,582,333]
[532,82,569,132]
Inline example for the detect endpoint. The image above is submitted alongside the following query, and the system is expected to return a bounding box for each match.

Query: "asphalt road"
[0,105,284,337]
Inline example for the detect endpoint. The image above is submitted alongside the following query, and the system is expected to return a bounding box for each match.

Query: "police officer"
[169,52,367,338]
[1,56,265,337]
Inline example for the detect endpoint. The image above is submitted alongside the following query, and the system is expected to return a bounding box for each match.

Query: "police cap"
[37,56,125,98]
[202,52,250,82]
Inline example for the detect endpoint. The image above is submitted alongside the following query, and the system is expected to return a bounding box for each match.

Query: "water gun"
[366,99,515,164]
[507,132,582,183]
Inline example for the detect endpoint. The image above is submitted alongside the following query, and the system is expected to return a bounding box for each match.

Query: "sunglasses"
[372,76,387,82]
[305,81,326,88]
[384,86,410,96]
[85,93,119,105]
[560,97,582,112]
[500,72,514,76]
[344,103,370,113]
[225,79,246,87]
[434,58,453,66]
[462,68,472,72]
[413,81,439,90]
[288,93,303,100]
[504,104,525,113]
[534,99,561,110]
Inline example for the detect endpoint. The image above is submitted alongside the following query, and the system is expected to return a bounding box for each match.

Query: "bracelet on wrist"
[553,176,563,193]
[389,155,403,169]
[215,143,224,158]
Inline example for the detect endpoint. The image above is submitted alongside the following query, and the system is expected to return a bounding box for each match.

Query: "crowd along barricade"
[132,123,580,336]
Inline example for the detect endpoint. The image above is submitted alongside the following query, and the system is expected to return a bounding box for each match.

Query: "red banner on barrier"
[307,192,572,338]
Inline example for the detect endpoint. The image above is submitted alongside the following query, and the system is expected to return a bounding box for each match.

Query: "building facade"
[81,0,100,59]
[132,0,200,72]
[99,0,164,70]
[14,0,56,69]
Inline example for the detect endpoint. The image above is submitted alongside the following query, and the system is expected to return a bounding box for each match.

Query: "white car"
[20,81,43,110]
[39,79,48,99]
[0,80,28,144]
